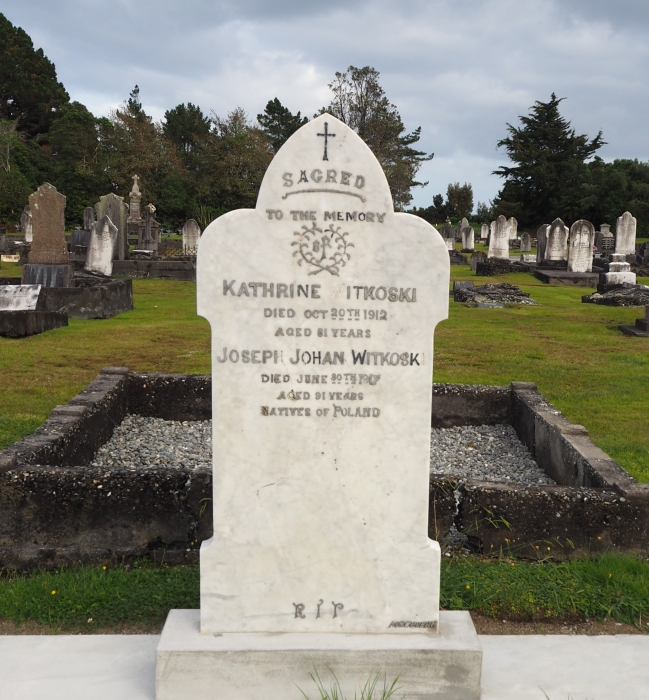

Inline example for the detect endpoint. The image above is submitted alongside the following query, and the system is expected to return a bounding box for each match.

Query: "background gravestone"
[507,216,518,240]
[20,206,33,243]
[520,232,532,253]
[480,223,489,240]
[545,218,568,261]
[95,193,128,260]
[615,211,636,256]
[85,215,118,276]
[182,219,201,256]
[441,221,455,250]
[488,215,509,259]
[568,220,595,273]
[83,206,95,231]
[536,224,549,263]
[461,225,474,251]
[27,184,68,265]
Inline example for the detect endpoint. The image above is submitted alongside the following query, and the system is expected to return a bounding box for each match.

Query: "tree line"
[0,14,431,229]
[2,12,648,234]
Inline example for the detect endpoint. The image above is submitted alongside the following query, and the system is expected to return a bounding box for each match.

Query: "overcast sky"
[3,0,648,208]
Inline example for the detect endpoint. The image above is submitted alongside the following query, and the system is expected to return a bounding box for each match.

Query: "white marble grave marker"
[507,216,518,240]
[182,219,201,255]
[487,215,509,259]
[545,218,568,261]
[568,220,595,273]
[461,226,474,251]
[480,223,489,240]
[85,215,117,276]
[196,114,449,636]
[615,211,636,256]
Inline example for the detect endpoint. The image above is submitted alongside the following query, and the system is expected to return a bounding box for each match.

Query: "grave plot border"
[0,370,647,569]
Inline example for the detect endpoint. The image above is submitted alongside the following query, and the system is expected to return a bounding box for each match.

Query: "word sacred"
[282,169,365,188]
[223,280,417,302]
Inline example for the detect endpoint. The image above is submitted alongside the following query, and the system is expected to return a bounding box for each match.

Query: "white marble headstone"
[615,211,636,256]
[182,219,201,255]
[545,218,568,261]
[85,215,117,276]
[487,215,509,259]
[536,224,549,264]
[567,220,595,273]
[480,223,489,240]
[197,113,449,636]
[21,206,33,243]
[507,216,518,240]
[461,226,474,251]
[0,285,42,311]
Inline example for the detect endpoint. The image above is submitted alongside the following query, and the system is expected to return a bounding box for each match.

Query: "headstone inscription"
[507,216,518,240]
[181,219,201,255]
[20,206,33,243]
[520,233,532,253]
[567,220,595,273]
[461,226,474,251]
[157,114,481,700]
[85,215,118,276]
[544,218,568,261]
[95,193,129,260]
[480,223,489,240]
[615,211,636,256]
[487,215,509,259]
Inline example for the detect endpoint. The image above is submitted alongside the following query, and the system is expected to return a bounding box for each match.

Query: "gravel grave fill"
[89,416,555,485]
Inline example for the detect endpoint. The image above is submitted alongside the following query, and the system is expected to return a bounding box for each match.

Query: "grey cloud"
[1,0,648,207]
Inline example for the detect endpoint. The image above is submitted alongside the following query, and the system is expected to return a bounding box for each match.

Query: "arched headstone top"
[256,114,394,216]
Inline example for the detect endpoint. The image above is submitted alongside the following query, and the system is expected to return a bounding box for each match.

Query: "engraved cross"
[317,122,336,161]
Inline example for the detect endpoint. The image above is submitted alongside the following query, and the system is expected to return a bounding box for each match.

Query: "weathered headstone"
[85,215,118,276]
[0,285,42,311]
[567,220,595,273]
[507,216,518,240]
[461,226,474,251]
[83,206,95,231]
[615,211,636,256]
[600,253,636,287]
[95,193,129,260]
[441,221,455,251]
[128,175,142,222]
[182,219,201,256]
[157,114,481,700]
[20,206,33,243]
[520,233,532,253]
[487,215,509,259]
[480,223,489,240]
[27,184,68,264]
[470,251,487,271]
[141,203,159,252]
[22,184,73,287]
[544,218,568,261]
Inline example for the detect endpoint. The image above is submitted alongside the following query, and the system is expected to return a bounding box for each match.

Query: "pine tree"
[257,98,307,153]
[493,94,605,225]
[0,12,69,138]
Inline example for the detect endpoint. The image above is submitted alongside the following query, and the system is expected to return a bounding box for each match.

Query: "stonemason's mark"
[292,223,353,276]
[389,621,437,629]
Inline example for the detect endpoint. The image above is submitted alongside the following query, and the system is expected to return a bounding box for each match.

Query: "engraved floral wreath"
[291,222,354,276]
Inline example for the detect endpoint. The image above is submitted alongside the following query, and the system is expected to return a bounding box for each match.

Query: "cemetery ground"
[1,257,649,636]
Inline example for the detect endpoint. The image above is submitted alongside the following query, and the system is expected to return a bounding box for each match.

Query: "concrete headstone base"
[156,609,482,700]
[533,269,599,287]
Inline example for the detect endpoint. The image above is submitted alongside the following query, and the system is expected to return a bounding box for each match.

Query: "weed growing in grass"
[297,665,402,700]
[440,553,649,626]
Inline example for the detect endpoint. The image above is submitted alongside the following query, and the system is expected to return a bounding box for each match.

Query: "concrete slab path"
[0,634,647,699]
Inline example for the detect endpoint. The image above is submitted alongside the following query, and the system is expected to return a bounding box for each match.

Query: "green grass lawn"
[1,259,648,481]
[1,555,647,630]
